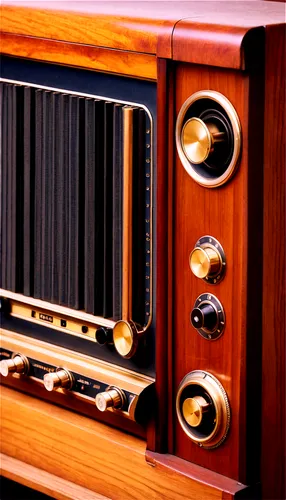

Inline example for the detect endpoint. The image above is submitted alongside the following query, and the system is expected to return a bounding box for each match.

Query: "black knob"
[95,327,113,346]
[190,304,218,332]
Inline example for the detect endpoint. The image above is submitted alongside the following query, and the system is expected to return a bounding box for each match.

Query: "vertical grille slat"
[34,89,43,299]
[103,101,114,318]
[1,83,8,290]
[23,86,35,296]
[1,81,151,326]
[58,94,69,306]
[84,99,104,315]
[68,96,81,309]
[112,104,123,320]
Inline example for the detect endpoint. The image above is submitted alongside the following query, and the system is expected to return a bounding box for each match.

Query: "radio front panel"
[0,56,157,377]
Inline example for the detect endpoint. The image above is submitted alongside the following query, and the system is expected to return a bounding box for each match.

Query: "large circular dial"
[176,90,241,187]
[176,370,230,449]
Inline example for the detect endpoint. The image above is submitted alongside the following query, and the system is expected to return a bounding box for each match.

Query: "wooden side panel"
[261,23,286,500]
[172,63,264,483]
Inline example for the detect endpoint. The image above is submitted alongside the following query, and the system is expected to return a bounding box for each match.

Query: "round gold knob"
[190,246,221,279]
[0,355,29,377]
[95,388,125,412]
[182,396,210,427]
[181,117,225,165]
[113,320,138,359]
[43,369,73,392]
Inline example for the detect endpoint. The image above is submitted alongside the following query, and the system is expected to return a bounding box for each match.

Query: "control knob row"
[0,356,125,413]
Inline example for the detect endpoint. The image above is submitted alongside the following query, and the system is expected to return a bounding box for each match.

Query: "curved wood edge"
[172,22,266,70]
[146,451,260,499]
[0,33,157,80]
[0,453,109,500]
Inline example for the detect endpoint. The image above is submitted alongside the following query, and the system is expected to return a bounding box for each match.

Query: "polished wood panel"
[1,454,109,500]
[261,23,286,500]
[172,63,264,483]
[0,2,176,56]
[0,386,255,500]
[0,33,157,80]
[1,1,285,65]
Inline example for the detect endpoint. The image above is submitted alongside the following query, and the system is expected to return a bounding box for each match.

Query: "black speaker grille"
[0,82,151,323]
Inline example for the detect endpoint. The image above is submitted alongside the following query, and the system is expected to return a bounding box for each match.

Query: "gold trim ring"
[175,90,241,188]
[176,370,230,449]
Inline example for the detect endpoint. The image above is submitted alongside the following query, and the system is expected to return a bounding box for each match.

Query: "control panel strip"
[0,329,155,423]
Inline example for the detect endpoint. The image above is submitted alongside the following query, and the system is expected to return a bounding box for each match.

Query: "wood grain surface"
[172,63,264,483]
[1,454,109,500]
[261,23,286,500]
[1,1,285,65]
[0,386,255,500]
[0,32,157,80]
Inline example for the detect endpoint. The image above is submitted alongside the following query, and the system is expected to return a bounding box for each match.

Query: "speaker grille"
[0,82,152,325]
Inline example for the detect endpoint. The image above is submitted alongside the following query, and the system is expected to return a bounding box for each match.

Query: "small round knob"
[113,320,138,359]
[191,304,218,332]
[182,396,210,427]
[95,327,113,346]
[190,246,221,279]
[181,117,225,165]
[43,369,73,392]
[0,355,29,377]
[95,388,125,412]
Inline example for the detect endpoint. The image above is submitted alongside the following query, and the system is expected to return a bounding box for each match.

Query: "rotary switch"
[191,303,218,332]
[182,117,226,165]
[95,387,126,412]
[43,368,74,392]
[176,370,230,449]
[189,236,226,284]
[95,327,113,346]
[0,354,29,377]
[182,396,210,427]
[190,293,225,340]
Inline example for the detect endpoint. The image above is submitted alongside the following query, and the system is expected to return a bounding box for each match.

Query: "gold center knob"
[182,396,210,427]
[189,246,221,279]
[181,117,225,164]
[113,320,137,358]
[43,369,73,392]
[95,388,124,412]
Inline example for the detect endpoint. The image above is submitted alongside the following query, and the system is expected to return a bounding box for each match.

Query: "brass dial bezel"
[190,235,226,284]
[191,293,225,341]
[176,370,230,449]
[175,90,241,188]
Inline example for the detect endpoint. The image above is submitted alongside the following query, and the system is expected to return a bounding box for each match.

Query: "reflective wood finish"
[261,23,286,500]
[172,63,264,483]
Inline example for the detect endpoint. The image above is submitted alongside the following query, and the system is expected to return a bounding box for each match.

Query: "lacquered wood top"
[1,1,285,67]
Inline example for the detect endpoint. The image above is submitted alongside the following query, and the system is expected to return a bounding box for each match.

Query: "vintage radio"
[0,2,285,499]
